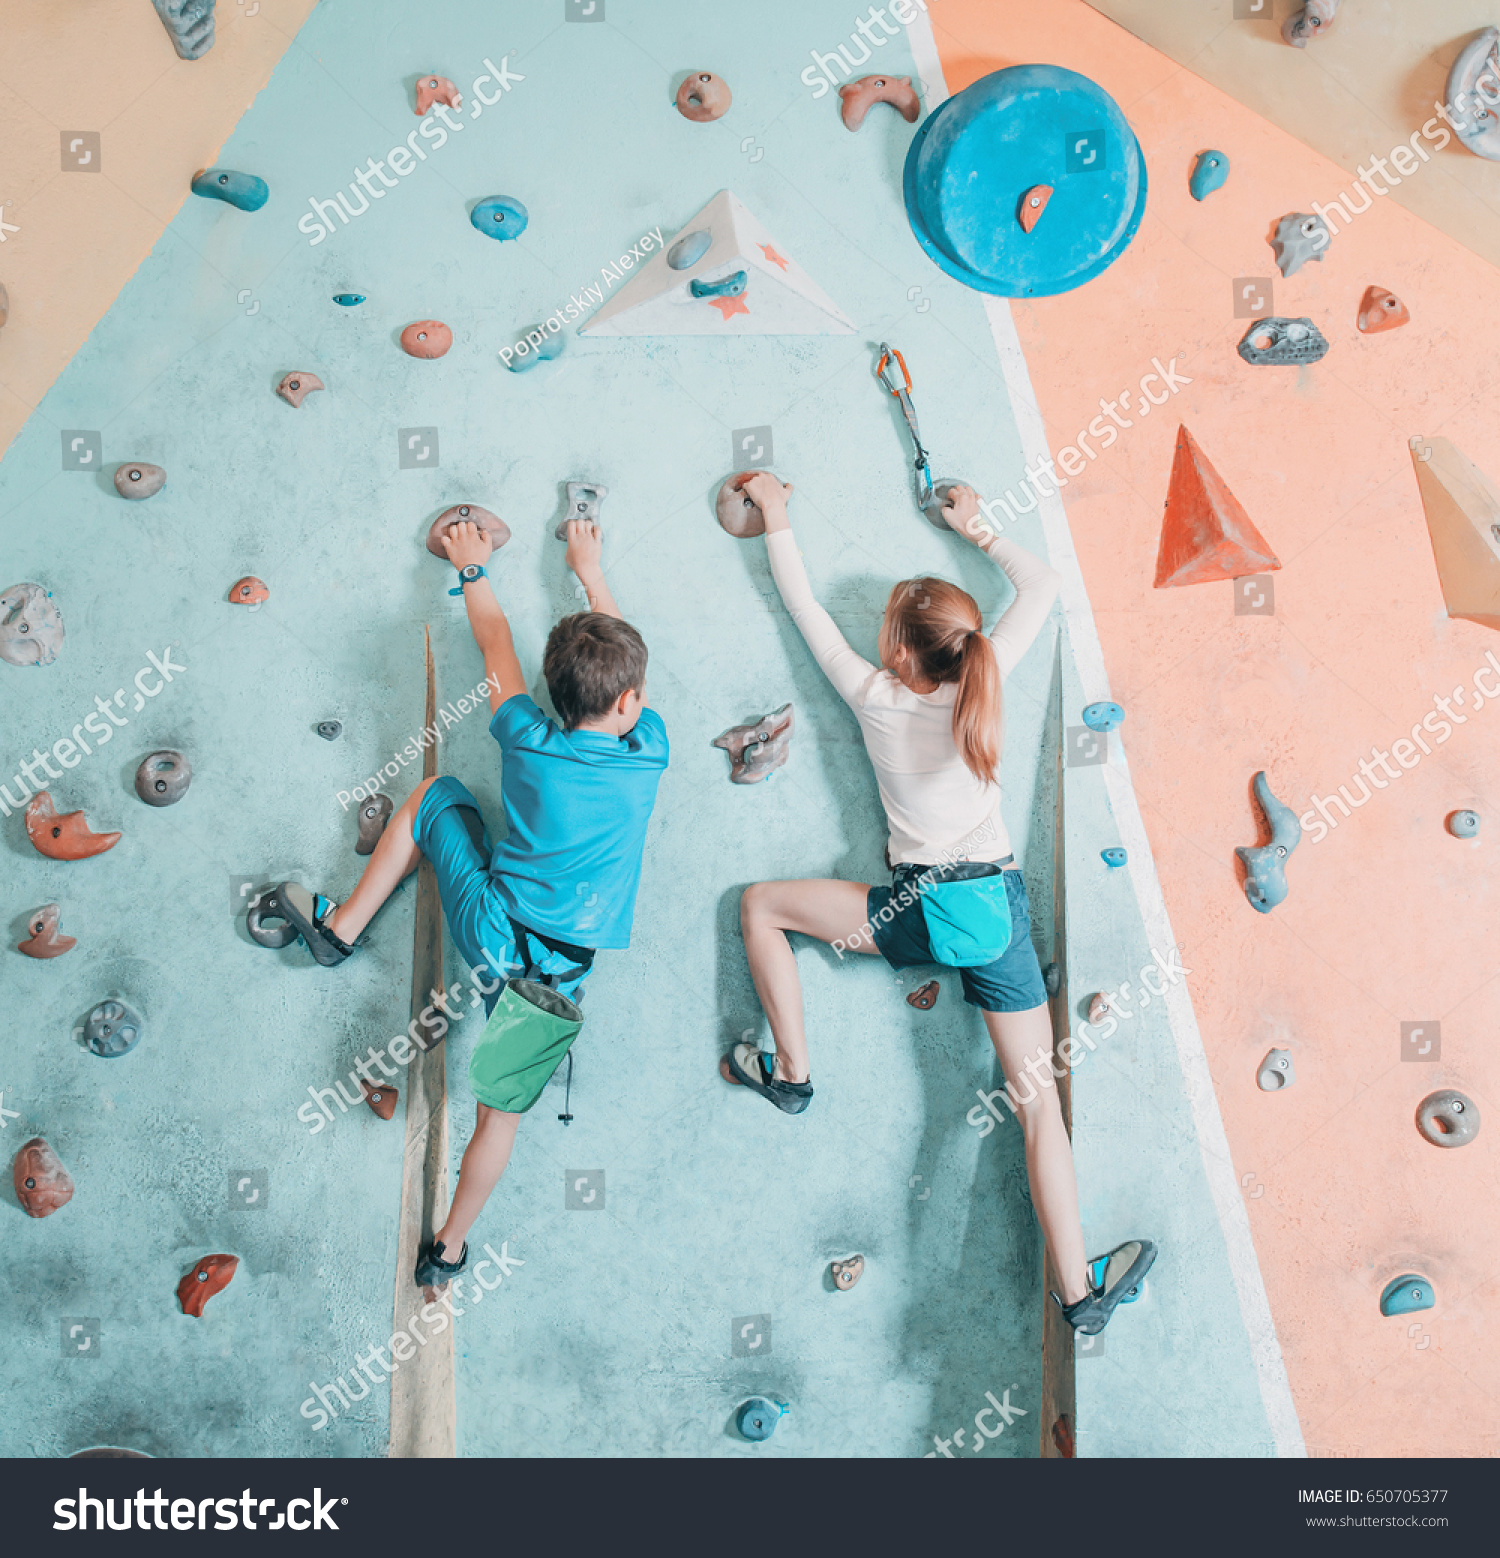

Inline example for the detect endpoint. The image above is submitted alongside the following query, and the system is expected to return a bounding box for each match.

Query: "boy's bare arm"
[441,522,526,712]
[563,519,622,620]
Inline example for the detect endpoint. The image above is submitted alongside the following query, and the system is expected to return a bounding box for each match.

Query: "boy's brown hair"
[543,613,648,730]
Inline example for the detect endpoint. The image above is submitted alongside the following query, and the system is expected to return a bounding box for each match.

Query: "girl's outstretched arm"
[743,473,877,708]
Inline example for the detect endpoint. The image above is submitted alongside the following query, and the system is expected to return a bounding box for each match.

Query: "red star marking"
[759,243,789,271]
[709,292,751,320]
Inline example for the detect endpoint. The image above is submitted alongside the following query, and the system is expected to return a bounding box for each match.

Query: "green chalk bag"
[467,978,584,1114]
[916,862,1014,968]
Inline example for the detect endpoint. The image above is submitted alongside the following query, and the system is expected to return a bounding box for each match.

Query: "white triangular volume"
[581,190,855,336]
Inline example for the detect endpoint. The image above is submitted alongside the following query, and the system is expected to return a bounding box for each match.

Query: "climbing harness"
[875,342,933,512]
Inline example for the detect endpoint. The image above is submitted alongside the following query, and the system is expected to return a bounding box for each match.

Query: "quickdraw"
[875,342,933,511]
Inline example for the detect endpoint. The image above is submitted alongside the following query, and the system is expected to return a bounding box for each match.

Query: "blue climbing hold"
[1082,701,1124,733]
[190,167,269,212]
[470,195,529,241]
[736,1397,787,1441]
[1236,770,1301,914]
[690,270,747,299]
[503,322,566,374]
[1447,809,1480,839]
[1379,1275,1435,1318]
[1188,150,1229,201]
[332,293,366,307]
[668,229,713,270]
[1101,848,1127,868]
[902,64,1147,297]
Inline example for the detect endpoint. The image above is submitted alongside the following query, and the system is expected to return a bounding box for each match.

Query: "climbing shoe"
[414,1239,468,1291]
[1053,1239,1157,1335]
[275,882,355,967]
[720,1041,813,1115]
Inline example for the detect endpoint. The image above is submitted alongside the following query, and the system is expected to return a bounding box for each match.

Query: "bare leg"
[327,776,437,944]
[983,1003,1089,1305]
[433,1104,520,1256]
[738,879,881,1084]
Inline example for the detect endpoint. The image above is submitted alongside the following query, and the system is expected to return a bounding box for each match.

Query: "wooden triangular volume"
[1409,435,1500,630]
[1154,425,1281,588]
[581,190,855,336]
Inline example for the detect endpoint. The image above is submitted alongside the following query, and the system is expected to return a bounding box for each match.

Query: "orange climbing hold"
[228,577,269,605]
[1018,184,1052,233]
[361,1078,398,1120]
[1357,286,1409,334]
[177,1254,238,1317]
[1154,425,1281,589]
[24,792,121,860]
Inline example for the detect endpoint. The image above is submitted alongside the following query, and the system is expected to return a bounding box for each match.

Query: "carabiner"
[875,342,912,398]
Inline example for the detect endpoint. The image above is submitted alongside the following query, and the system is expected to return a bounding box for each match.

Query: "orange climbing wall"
[929,0,1500,1457]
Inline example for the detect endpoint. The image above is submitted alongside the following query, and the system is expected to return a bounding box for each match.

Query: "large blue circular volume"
[903,65,1147,297]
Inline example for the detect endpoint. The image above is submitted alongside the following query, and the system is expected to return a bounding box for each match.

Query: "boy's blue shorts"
[866,864,1047,1013]
[413,777,590,1011]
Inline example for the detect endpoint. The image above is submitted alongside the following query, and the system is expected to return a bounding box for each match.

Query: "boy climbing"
[269,518,668,1291]
[724,474,1155,1336]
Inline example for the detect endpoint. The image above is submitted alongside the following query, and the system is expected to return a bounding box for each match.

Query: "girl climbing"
[724,474,1154,1335]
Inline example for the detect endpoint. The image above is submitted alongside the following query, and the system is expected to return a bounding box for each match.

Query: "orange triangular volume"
[1154,425,1281,588]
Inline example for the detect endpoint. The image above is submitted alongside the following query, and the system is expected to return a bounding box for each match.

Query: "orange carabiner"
[875,342,912,397]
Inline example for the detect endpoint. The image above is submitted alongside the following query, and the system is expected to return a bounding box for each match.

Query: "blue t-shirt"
[487,694,669,950]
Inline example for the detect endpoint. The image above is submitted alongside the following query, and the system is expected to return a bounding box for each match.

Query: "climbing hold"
[190,167,268,213]
[714,704,794,784]
[426,503,511,559]
[1447,810,1480,839]
[332,292,366,307]
[1017,184,1052,234]
[1081,701,1123,733]
[831,1255,865,1290]
[1416,1089,1480,1148]
[113,462,165,500]
[554,481,608,540]
[1270,212,1330,277]
[83,998,143,1059]
[316,721,343,742]
[1282,0,1339,47]
[1042,961,1061,997]
[503,322,566,372]
[151,0,215,61]
[276,372,324,407]
[1237,317,1329,367]
[838,74,920,131]
[228,576,268,605]
[470,195,528,242]
[24,792,120,861]
[1087,992,1110,1025]
[177,1254,238,1317]
[1408,436,1500,629]
[1446,28,1500,160]
[362,1078,398,1120]
[14,1137,74,1218]
[245,885,298,949]
[667,230,712,270]
[735,1397,786,1441]
[0,583,65,668]
[1257,1047,1296,1091]
[1236,770,1301,913]
[1156,426,1281,588]
[19,904,76,959]
[1052,1415,1076,1459]
[1379,1275,1435,1317]
[415,74,461,116]
[1188,150,1229,201]
[1101,848,1127,868]
[401,320,452,359]
[715,471,791,540]
[1357,286,1409,334]
[690,270,747,300]
[134,750,191,807]
[356,793,393,855]
[906,980,939,1011]
[676,71,731,122]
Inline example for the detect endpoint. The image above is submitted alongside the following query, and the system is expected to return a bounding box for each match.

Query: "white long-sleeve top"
[765,527,1061,866]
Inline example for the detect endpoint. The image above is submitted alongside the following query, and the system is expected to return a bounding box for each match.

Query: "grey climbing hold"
[245,885,298,949]
[1282,0,1339,48]
[714,704,794,783]
[1236,770,1301,913]
[735,1397,787,1441]
[667,230,712,270]
[0,583,64,668]
[356,793,393,855]
[114,462,165,500]
[1042,961,1061,997]
[1257,1047,1295,1091]
[1447,809,1480,839]
[316,721,343,742]
[83,998,143,1059]
[1271,212,1330,277]
[554,481,608,540]
[920,477,966,531]
[1237,317,1329,367]
[134,750,191,807]
[1082,701,1123,732]
[1415,1089,1480,1148]
[1446,28,1500,160]
[427,503,511,558]
[152,0,215,61]
[1379,1274,1434,1317]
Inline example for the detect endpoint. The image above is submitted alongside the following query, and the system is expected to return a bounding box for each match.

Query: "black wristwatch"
[449,564,487,597]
